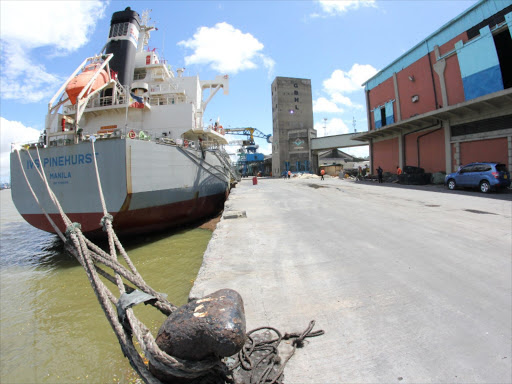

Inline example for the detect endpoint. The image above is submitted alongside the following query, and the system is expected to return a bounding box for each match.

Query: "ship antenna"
[141,9,151,28]
[140,10,156,50]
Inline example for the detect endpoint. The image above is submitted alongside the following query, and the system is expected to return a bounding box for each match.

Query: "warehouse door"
[493,28,512,89]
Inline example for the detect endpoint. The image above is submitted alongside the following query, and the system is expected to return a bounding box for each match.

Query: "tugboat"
[10,7,236,235]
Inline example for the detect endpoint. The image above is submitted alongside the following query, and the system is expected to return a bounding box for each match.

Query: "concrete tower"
[271,77,317,177]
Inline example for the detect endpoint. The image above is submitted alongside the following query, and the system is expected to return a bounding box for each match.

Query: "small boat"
[65,63,110,105]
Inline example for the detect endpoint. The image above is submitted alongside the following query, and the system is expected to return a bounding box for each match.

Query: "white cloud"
[178,22,274,75]
[313,97,344,113]
[331,92,363,108]
[315,0,377,16]
[0,1,107,51]
[343,146,369,158]
[313,63,377,113]
[1,43,63,103]
[323,64,378,95]
[0,1,107,103]
[313,63,377,115]
[0,117,41,183]
[258,141,272,156]
[314,117,349,137]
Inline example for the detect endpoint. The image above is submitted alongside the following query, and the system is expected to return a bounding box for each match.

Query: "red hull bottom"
[22,193,227,236]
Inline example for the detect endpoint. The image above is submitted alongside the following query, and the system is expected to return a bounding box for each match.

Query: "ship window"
[134,68,147,80]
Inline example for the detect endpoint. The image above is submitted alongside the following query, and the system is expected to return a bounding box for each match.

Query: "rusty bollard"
[149,289,246,383]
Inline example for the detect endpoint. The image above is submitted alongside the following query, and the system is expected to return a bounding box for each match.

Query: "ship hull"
[10,138,230,235]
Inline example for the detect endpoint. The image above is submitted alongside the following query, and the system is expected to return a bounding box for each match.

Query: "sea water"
[0,189,211,383]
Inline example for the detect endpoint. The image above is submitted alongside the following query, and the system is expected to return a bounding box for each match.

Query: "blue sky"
[0,0,477,183]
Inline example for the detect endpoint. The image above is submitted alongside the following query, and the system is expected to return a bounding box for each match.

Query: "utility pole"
[323,118,327,136]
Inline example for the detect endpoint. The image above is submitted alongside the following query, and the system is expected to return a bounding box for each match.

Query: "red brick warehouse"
[355,0,512,175]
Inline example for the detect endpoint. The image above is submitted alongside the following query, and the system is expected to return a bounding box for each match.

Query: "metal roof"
[352,87,512,141]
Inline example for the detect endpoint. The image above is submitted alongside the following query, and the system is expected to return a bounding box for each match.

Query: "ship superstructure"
[10,7,236,235]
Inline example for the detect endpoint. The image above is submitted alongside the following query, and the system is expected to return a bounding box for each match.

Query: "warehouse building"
[355,0,512,175]
[271,77,317,176]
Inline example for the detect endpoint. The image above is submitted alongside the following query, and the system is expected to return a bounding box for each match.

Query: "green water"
[0,190,212,383]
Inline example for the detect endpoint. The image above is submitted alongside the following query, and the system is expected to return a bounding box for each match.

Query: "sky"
[0,0,478,183]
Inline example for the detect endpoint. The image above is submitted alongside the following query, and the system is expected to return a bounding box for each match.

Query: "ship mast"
[138,10,155,51]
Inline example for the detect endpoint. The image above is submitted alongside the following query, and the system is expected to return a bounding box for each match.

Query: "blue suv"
[445,162,510,193]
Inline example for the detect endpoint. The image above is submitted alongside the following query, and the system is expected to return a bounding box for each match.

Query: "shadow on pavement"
[352,179,512,201]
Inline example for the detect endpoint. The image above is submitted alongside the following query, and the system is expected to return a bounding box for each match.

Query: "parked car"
[445,162,511,193]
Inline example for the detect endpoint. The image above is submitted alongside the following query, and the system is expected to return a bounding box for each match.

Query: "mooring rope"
[15,142,324,383]
[212,149,240,182]
[230,321,324,384]
[14,150,66,242]
[15,144,222,382]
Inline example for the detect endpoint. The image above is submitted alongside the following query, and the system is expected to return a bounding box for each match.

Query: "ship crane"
[223,127,272,153]
[223,127,272,176]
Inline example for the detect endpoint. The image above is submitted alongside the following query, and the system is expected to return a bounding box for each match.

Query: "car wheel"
[480,180,490,193]
[447,179,456,190]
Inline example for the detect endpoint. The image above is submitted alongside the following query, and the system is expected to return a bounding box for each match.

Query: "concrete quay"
[190,177,512,383]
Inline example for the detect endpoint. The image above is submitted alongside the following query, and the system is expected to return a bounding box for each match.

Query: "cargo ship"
[10,7,236,236]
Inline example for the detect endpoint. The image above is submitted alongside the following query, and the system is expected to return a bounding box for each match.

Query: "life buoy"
[128,130,136,139]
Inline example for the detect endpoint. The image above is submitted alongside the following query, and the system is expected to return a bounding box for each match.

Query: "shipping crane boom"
[223,127,272,144]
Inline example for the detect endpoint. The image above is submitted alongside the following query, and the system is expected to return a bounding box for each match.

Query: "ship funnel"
[104,7,141,87]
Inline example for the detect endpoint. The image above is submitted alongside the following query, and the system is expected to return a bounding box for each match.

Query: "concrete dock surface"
[190,176,512,383]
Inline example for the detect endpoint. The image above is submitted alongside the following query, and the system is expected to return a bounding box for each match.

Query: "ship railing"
[62,94,129,115]
[149,83,180,94]
[154,136,219,152]
[149,94,186,106]
[44,130,79,147]
[10,140,43,152]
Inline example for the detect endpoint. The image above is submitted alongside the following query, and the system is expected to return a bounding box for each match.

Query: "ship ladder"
[14,144,324,383]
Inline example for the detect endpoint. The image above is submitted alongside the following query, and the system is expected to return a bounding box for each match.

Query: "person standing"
[396,166,402,176]
[377,166,383,183]
[320,169,325,180]
[288,170,291,179]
